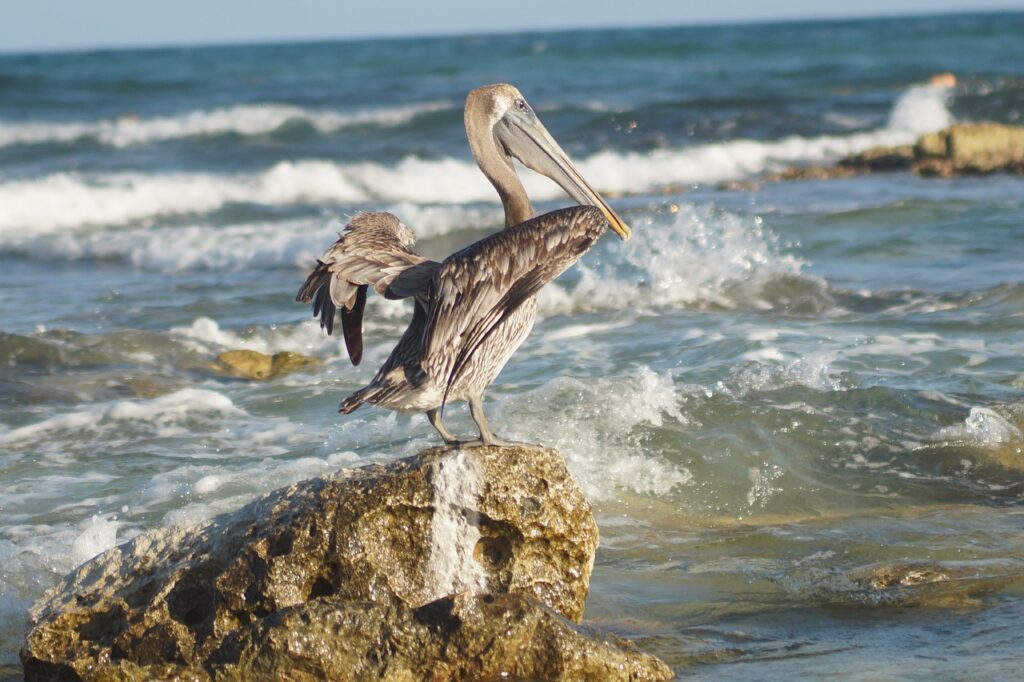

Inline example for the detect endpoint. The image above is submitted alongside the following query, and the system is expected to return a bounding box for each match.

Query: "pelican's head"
[466,83,631,240]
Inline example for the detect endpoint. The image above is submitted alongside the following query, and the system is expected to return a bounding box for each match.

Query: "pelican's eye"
[515,98,529,112]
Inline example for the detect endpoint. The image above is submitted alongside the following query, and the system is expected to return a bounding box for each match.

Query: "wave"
[0,387,239,447]
[0,100,452,149]
[0,158,510,234]
[0,84,953,234]
[0,204,502,270]
[495,367,693,500]
[1,198,820,318]
[539,203,816,315]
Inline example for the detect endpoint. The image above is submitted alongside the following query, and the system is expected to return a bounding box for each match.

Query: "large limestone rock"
[21,446,672,681]
[208,592,671,681]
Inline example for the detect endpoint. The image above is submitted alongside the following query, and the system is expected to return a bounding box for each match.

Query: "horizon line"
[0,5,1018,57]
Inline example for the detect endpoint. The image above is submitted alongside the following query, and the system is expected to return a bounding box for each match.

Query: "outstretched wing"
[297,211,437,365]
[422,205,609,404]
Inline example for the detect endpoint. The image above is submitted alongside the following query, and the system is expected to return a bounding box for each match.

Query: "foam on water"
[0,100,451,148]
[168,315,413,359]
[0,85,953,234]
[720,351,844,397]
[70,515,119,565]
[0,203,498,272]
[0,388,240,449]
[539,204,806,315]
[496,367,692,500]
[933,407,1024,446]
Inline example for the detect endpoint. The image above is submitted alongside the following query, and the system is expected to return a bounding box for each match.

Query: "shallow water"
[2,12,1024,679]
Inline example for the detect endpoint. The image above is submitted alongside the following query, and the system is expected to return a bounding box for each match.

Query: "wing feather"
[423,206,609,405]
[297,211,438,365]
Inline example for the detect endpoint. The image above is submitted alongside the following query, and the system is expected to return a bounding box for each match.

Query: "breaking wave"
[0,84,953,234]
[0,100,451,148]
[539,203,813,315]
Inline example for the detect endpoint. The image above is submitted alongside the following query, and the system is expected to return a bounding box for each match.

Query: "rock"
[914,122,1024,176]
[843,560,1021,609]
[22,446,669,680]
[765,123,1024,183]
[916,130,948,159]
[213,349,319,380]
[850,561,953,591]
[211,592,672,681]
[718,179,761,191]
[762,164,862,182]
[839,144,915,171]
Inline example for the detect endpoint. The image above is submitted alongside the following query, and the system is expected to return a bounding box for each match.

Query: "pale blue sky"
[1,0,1021,53]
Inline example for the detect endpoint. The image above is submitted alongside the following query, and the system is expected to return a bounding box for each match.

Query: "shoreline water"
[3,12,1024,679]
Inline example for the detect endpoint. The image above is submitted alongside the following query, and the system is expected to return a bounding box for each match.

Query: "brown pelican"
[297,83,630,446]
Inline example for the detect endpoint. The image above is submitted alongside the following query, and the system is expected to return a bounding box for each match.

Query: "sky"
[1,0,1022,53]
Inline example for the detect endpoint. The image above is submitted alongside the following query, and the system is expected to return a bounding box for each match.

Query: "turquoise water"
[2,12,1024,679]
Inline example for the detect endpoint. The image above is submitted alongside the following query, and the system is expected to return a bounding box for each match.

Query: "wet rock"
[212,592,672,681]
[855,123,1024,177]
[213,349,319,380]
[718,179,762,191]
[766,123,1024,182]
[913,123,1024,176]
[22,446,669,680]
[764,164,863,182]
[839,144,916,171]
[845,560,1020,609]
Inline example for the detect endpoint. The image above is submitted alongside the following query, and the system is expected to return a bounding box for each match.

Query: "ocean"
[2,11,1024,679]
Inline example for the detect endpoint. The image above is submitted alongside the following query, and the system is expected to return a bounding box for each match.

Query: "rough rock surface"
[22,445,671,680]
[843,560,1021,609]
[913,122,1024,176]
[844,123,1024,176]
[725,123,1024,190]
[213,349,319,380]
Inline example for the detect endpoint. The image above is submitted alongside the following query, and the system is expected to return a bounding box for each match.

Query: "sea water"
[2,12,1024,679]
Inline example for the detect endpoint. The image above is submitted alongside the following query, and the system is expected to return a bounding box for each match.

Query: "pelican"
[297,83,630,446]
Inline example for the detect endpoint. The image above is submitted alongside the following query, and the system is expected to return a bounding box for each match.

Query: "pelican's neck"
[465,99,533,227]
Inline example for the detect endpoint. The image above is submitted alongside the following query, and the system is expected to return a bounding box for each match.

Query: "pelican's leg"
[467,395,518,447]
[426,408,459,446]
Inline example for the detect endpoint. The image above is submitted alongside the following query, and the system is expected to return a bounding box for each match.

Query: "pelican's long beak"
[496,108,631,240]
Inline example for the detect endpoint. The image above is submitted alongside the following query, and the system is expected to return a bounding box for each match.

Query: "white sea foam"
[539,204,805,316]
[0,100,451,148]
[933,407,1023,446]
[0,388,240,448]
[1,203,498,271]
[0,84,953,234]
[496,367,692,500]
[721,351,844,397]
[70,515,119,565]
[171,316,346,356]
[887,84,954,134]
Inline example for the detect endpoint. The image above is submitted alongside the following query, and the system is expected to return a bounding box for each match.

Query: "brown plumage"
[297,84,630,446]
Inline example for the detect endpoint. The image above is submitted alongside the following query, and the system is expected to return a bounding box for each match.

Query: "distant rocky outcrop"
[213,349,319,380]
[846,122,1024,177]
[726,122,1024,190]
[21,445,672,681]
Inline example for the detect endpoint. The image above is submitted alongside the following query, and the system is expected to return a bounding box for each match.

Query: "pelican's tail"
[297,211,437,366]
[338,380,404,414]
[339,387,369,414]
